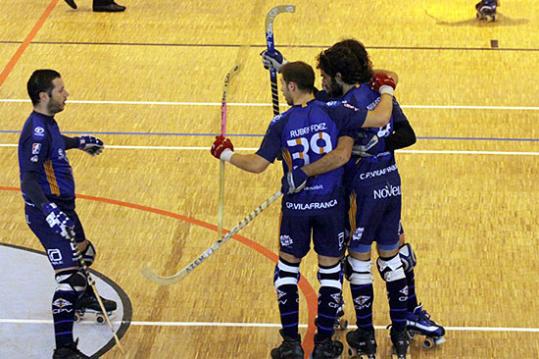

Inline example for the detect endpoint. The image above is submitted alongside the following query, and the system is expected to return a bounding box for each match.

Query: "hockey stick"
[141,190,283,285]
[265,5,295,115]
[218,64,241,239]
[67,233,125,354]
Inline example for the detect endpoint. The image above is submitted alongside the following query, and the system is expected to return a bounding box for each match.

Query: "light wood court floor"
[0,0,538,358]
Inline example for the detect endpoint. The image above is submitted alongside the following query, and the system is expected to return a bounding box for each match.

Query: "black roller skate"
[311,335,343,359]
[390,327,410,359]
[271,330,304,359]
[74,288,117,324]
[406,304,445,349]
[53,339,90,359]
[346,327,376,358]
[476,0,498,22]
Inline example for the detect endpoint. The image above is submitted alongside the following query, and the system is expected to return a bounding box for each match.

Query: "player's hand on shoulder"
[79,135,104,156]
[260,49,287,71]
[282,167,308,195]
[211,135,234,161]
[42,203,75,240]
[370,72,397,96]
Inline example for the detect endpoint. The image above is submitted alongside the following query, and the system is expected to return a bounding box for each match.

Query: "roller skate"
[271,330,304,359]
[74,288,117,324]
[311,335,343,359]
[390,327,411,359]
[476,0,498,22]
[346,327,376,358]
[53,338,90,359]
[406,304,445,349]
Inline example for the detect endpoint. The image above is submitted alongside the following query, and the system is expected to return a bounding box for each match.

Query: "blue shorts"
[348,178,402,253]
[25,204,87,271]
[279,207,345,259]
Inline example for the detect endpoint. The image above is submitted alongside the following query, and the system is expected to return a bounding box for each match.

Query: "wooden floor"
[1,0,538,358]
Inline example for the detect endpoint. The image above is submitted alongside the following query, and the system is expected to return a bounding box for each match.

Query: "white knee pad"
[274,259,300,289]
[346,256,373,286]
[376,255,406,283]
[318,262,342,290]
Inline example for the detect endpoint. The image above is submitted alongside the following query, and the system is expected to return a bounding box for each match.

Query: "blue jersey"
[256,99,367,214]
[340,85,407,188]
[18,112,75,208]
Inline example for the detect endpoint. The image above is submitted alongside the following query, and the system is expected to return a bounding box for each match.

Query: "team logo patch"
[52,298,72,309]
[33,127,45,137]
[352,227,365,242]
[280,235,293,247]
[31,143,41,154]
[47,249,63,264]
[354,295,372,309]
[30,155,39,163]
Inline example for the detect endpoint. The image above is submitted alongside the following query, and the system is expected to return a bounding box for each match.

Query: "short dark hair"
[279,61,315,92]
[27,69,61,105]
[317,40,373,84]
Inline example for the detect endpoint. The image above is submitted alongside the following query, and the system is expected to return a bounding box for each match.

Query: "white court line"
[1,98,538,111]
[0,143,538,156]
[1,319,539,333]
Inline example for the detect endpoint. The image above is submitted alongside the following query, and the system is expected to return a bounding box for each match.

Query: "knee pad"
[398,243,416,273]
[81,240,96,267]
[317,262,342,290]
[274,258,300,289]
[345,256,373,286]
[376,255,406,283]
[55,269,87,298]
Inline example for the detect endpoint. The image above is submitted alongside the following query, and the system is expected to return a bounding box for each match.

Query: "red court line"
[0,0,59,88]
[0,186,317,357]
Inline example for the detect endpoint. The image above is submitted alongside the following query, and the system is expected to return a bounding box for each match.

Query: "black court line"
[0,242,133,359]
[0,40,538,52]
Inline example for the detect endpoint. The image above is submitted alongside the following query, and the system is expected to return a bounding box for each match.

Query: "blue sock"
[351,283,374,330]
[405,268,418,311]
[316,262,342,340]
[52,290,77,347]
[274,258,300,339]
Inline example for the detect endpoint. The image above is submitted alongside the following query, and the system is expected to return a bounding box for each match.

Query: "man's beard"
[326,78,343,98]
[47,100,64,114]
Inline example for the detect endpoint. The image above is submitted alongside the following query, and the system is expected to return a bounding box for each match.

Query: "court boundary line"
[1,319,538,333]
[1,98,538,111]
[0,143,537,156]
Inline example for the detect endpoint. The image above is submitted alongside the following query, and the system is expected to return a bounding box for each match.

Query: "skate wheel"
[96,315,105,324]
[423,337,435,349]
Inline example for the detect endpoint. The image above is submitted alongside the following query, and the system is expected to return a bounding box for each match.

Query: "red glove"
[370,72,397,96]
[211,135,234,161]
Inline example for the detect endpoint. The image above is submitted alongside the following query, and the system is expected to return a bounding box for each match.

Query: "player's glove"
[370,72,397,96]
[352,135,379,157]
[79,135,104,156]
[282,168,308,195]
[42,203,75,240]
[260,49,288,71]
[210,135,235,161]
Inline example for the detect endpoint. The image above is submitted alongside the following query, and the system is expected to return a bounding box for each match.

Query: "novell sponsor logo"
[359,164,397,180]
[285,199,338,211]
[373,184,401,199]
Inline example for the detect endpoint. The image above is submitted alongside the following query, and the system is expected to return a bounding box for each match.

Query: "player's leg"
[375,185,410,358]
[25,205,90,358]
[345,190,377,358]
[68,211,117,319]
[311,210,346,359]
[271,214,306,359]
[476,0,498,21]
[398,224,445,347]
[93,0,126,12]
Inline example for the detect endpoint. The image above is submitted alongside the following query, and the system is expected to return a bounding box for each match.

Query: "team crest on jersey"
[33,127,45,137]
[30,155,38,163]
[31,143,41,154]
